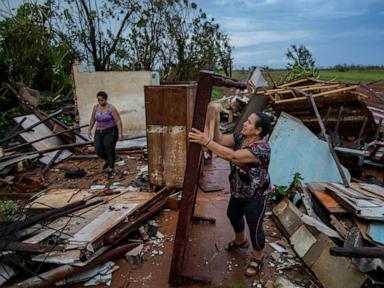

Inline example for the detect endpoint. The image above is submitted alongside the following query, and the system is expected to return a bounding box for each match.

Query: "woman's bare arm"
[111,106,123,140]
[189,128,258,165]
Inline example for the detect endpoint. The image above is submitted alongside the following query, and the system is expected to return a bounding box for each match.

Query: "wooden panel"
[147,125,187,188]
[163,126,187,188]
[307,183,347,213]
[145,85,196,188]
[14,115,72,164]
[68,203,138,246]
[29,189,93,209]
[145,85,197,126]
[147,125,165,186]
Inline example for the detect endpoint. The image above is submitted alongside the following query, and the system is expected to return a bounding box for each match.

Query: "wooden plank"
[273,86,359,105]
[67,204,138,247]
[23,220,68,244]
[147,125,165,186]
[14,114,72,164]
[329,215,348,239]
[144,85,197,126]
[29,189,93,209]
[358,183,384,198]
[350,183,384,201]
[307,183,347,213]
[163,126,187,188]
[277,78,311,88]
[326,184,384,220]
[312,85,359,97]
[261,84,342,95]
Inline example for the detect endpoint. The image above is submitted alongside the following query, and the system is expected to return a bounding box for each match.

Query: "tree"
[0,2,73,93]
[285,44,318,82]
[52,0,140,71]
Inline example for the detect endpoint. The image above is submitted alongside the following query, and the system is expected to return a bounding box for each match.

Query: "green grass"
[319,69,384,82]
[211,68,384,99]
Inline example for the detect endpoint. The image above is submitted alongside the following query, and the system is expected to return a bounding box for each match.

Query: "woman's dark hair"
[97,91,108,100]
[255,112,272,137]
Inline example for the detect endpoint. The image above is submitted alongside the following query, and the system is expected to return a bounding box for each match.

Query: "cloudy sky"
[3,0,384,69]
[194,0,384,68]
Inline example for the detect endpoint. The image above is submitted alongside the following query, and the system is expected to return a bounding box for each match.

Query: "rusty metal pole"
[292,88,350,187]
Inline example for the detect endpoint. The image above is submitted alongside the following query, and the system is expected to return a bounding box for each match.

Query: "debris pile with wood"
[0,81,178,287]
[256,77,384,287]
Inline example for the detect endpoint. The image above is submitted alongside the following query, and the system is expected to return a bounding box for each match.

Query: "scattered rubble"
[0,71,383,287]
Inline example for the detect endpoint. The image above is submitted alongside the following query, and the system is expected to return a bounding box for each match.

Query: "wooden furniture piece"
[144,84,197,188]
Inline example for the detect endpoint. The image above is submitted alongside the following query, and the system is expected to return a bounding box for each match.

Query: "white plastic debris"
[90,184,106,190]
[269,242,288,253]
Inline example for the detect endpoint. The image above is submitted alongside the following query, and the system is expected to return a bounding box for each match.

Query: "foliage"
[0,2,74,135]
[285,44,319,82]
[0,3,74,92]
[57,113,74,126]
[0,0,232,133]
[51,0,232,80]
[0,199,17,221]
[0,107,20,137]
[270,173,304,203]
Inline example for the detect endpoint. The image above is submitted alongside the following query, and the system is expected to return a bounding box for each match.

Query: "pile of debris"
[257,78,384,287]
[208,74,384,287]
[0,83,177,286]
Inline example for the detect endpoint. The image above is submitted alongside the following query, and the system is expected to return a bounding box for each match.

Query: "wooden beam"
[169,71,246,286]
[169,71,214,286]
[0,240,63,253]
[273,85,359,105]
[277,77,311,88]
[312,85,359,97]
[4,124,88,153]
[258,84,342,95]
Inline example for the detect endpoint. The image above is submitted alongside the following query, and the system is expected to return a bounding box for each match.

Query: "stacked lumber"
[256,78,384,144]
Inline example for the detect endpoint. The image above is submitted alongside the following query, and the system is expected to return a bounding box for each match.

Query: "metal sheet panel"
[269,112,350,186]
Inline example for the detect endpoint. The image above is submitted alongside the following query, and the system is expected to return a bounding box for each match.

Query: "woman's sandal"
[244,256,264,276]
[225,240,250,251]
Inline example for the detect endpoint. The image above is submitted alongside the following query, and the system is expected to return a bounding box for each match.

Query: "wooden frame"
[169,71,246,286]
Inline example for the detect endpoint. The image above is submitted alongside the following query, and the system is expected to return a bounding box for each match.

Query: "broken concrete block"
[289,225,317,258]
[311,242,367,288]
[274,277,300,288]
[273,198,367,288]
[138,226,150,241]
[125,244,143,267]
[273,198,302,235]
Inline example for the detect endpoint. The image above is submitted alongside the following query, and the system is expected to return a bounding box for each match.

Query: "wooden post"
[169,71,214,286]
[169,71,247,286]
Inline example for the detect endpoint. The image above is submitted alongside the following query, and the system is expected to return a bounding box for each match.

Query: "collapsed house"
[0,66,383,287]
